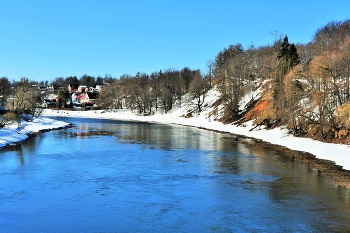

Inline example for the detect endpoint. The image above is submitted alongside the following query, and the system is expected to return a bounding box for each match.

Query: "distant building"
[68,84,80,92]
[78,85,88,93]
[95,84,105,91]
[50,84,63,90]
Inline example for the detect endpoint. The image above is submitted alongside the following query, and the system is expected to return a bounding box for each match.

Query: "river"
[1,117,350,232]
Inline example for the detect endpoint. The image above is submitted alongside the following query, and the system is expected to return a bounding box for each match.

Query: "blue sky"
[1,0,350,82]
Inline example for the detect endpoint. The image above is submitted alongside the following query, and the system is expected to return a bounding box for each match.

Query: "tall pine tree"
[277,36,300,75]
[274,35,300,121]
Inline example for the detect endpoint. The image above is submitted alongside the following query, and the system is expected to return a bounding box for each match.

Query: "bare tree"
[205,60,214,88]
[10,78,41,126]
[188,71,208,112]
[102,80,126,110]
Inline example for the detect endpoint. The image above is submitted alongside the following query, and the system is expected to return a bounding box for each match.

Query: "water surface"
[1,117,350,232]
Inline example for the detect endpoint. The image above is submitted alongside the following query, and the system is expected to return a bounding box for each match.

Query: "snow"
[0,117,69,148]
[1,87,350,172]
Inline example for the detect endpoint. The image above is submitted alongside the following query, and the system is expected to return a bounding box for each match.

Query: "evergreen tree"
[277,35,300,75]
[274,35,300,121]
[57,89,72,108]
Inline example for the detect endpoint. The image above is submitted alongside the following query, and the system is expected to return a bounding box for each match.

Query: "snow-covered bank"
[41,108,350,171]
[0,117,70,149]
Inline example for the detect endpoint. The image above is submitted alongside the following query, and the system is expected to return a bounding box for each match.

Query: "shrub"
[6,112,18,121]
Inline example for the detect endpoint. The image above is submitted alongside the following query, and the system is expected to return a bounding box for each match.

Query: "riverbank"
[0,117,70,149]
[41,108,350,189]
[2,109,349,189]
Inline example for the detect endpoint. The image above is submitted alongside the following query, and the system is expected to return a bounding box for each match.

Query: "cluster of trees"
[291,20,350,139]
[207,19,350,141]
[94,36,294,121]
[97,68,209,115]
[0,77,43,127]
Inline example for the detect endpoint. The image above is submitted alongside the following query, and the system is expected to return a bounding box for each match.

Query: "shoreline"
[3,125,72,150]
[253,139,350,190]
[174,121,350,190]
[42,109,350,190]
[0,117,70,150]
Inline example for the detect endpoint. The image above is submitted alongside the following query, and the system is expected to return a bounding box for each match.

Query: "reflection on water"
[0,117,350,232]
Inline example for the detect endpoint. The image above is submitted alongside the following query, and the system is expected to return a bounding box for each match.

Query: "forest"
[1,19,350,143]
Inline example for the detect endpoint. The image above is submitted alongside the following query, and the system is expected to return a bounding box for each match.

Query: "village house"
[78,85,88,93]
[71,92,92,106]
[68,84,80,93]
[95,84,105,91]
[49,84,63,90]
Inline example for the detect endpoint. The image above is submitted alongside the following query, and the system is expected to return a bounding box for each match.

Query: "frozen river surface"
[1,117,350,232]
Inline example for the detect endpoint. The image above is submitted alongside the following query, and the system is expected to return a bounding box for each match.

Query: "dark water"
[1,117,350,232]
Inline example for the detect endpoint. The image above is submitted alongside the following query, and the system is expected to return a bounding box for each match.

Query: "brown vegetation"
[262,143,350,189]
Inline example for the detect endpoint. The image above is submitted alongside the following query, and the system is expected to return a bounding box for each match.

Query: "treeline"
[210,19,350,141]
[96,68,209,114]
[2,19,350,141]
[0,77,45,127]
[209,19,350,141]
[272,19,350,140]
[50,74,117,88]
[95,19,350,141]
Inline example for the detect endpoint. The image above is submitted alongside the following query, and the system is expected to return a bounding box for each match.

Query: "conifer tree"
[277,36,300,75]
[57,89,72,108]
[274,35,300,121]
